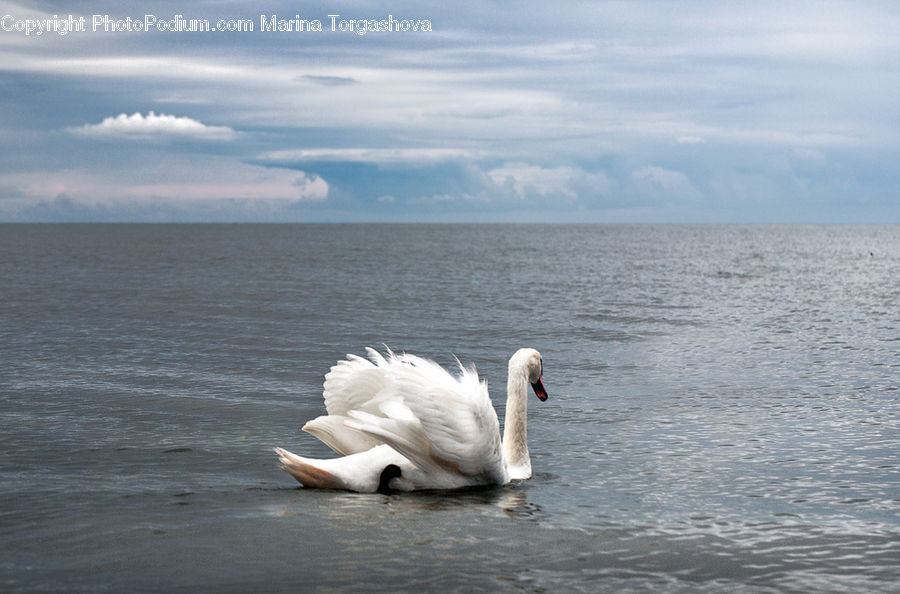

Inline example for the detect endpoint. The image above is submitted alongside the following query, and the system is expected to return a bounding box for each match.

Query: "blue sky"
[1,0,897,222]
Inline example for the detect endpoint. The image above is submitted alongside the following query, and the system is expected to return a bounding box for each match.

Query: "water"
[1,223,898,592]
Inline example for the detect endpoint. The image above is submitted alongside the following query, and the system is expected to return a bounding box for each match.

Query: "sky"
[0,0,898,223]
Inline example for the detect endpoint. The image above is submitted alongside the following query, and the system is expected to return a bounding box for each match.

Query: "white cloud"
[155,95,215,105]
[632,166,701,199]
[7,48,564,139]
[261,148,480,164]
[70,111,236,141]
[488,162,611,200]
[0,157,326,207]
[291,172,329,200]
[790,148,826,163]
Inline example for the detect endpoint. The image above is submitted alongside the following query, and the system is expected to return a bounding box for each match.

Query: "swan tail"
[274,447,345,489]
[275,445,408,492]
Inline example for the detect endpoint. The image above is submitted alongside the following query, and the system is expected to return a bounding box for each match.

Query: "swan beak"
[531,377,548,401]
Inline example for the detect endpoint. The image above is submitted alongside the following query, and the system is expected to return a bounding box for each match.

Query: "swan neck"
[502,362,531,479]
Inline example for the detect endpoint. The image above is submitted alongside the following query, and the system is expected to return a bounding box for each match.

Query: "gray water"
[1,223,898,592]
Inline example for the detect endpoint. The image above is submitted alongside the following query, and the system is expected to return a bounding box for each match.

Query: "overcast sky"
[1,0,897,222]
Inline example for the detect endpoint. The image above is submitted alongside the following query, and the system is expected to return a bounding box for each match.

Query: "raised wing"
[344,350,507,485]
[303,348,398,455]
[322,348,397,416]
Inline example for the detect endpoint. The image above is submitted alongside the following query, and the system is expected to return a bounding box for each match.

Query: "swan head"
[511,348,548,401]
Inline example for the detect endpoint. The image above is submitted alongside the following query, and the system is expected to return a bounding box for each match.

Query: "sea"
[1,223,898,592]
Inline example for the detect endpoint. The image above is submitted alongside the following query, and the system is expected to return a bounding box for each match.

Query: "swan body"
[276,347,547,492]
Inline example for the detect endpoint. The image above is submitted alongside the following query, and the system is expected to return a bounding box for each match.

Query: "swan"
[275,347,547,492]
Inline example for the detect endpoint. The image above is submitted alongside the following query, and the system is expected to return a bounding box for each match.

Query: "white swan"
[275,347,547,492]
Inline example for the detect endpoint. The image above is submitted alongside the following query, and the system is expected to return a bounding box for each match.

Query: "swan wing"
[307,348,507,486]
[305,348,396,455]
[302,414,381,456]
[354,351,506,483]
[322,348,396,416]
[398,354,505,481]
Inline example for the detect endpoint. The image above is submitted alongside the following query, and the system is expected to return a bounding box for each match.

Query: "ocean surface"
[1,223,898,592]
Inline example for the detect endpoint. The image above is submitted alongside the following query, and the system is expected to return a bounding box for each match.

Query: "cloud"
[70,111,236,141]
[291,172,329,200]
[2,1,897,222]
[155,95,215,105]
[488,162,611,200]
[260,148,481,165]
[632,166,701,199]
[0,157,328,219]
[790,148,826,163]
[299,75,358,86]
[259,146,615,206]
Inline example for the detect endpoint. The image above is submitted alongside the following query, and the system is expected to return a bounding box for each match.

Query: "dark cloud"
[299,75,358,86]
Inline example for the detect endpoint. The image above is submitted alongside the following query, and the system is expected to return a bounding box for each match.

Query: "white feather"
[301,415,380,456]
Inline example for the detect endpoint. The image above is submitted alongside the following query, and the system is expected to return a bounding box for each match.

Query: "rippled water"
[1,224,898,592]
